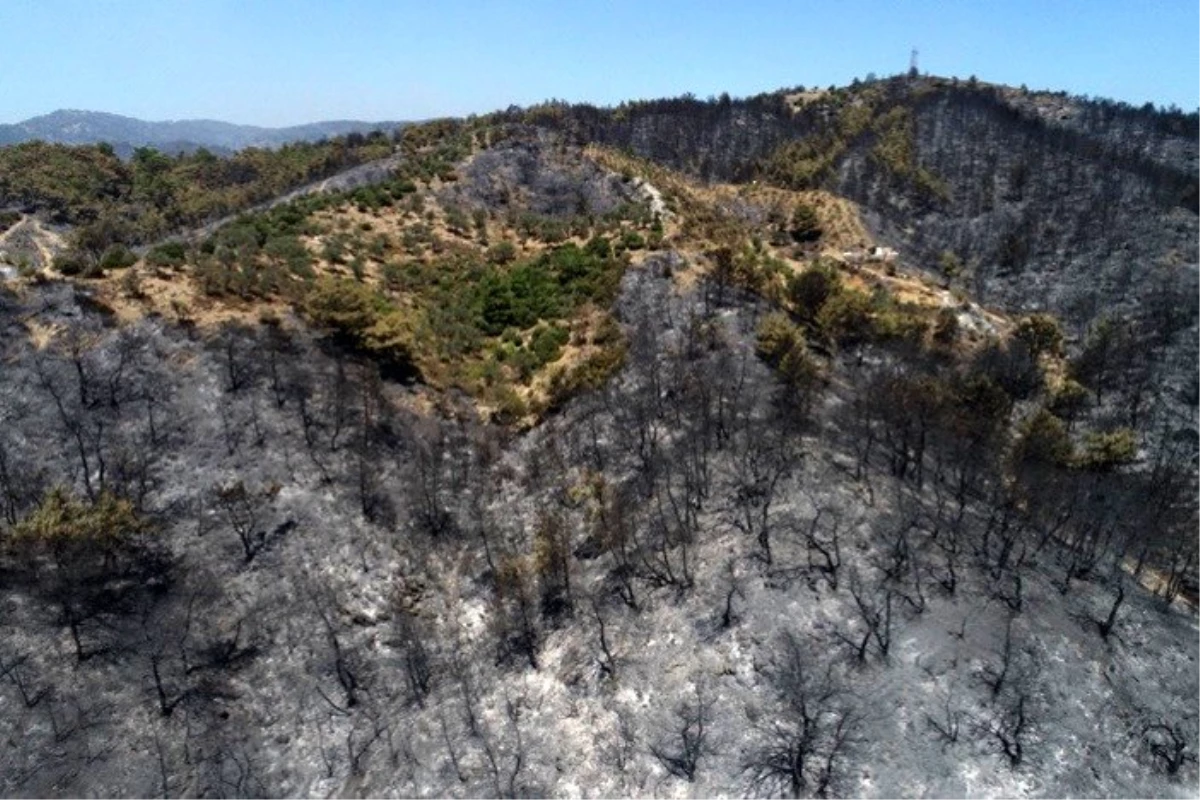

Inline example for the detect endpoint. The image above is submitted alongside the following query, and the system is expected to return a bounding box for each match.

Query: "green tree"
[1072,316,1136,404]
[1014,314,1064,359]
[1048,378,1090,430]
[1077,429,1137,471]
[789,202,823,243]
[788,260,843,322]
[1013,409,1073,469]
[817,289,873,346]
[304,276,384,336]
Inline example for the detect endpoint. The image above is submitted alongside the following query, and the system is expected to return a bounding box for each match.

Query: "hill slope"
[0,79,1195,798]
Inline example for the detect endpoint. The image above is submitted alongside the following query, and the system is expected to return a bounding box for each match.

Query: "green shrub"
[584,235,612,260]
[530,324,570,365]
[938,250,963,279]
[486,240,518,265]
[146,241,188,268]
[620,230,646,251]
[13,486,147,546]
[872,300,928,346]
[477,263,561,335]
[264,234,312,274]
[475,243,621,336]
[510,347,541,383]
[546,339,628,410]
[491,384,528,425]
[53,252,90,276]
[99,245,137,271]
[932,307,960,345]
[444,205,470,234]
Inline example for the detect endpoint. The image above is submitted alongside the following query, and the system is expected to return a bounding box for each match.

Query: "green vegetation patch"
[0,132,395,271]
[12,486,148,548]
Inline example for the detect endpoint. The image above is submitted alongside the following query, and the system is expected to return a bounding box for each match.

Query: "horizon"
[9,67,1199,131]
[2,0,1197,128]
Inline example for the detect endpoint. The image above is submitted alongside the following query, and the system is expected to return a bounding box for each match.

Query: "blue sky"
[2,0,1196,126]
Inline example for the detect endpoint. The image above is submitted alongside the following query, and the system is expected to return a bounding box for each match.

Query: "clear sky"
[2,0,1196,126]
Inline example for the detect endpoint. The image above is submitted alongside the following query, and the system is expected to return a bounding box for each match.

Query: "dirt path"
[632,176,670,220]
[0,216,24,251]
[33,220,65,267]
[0,215,67,270]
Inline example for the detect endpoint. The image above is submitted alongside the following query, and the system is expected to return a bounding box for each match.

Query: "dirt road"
[176,152,405,244]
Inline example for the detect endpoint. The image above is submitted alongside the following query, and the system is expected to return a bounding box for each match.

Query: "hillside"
[0,78,1195,798]
[0,109,408,155]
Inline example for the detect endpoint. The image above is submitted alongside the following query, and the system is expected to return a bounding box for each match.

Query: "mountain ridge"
[0,108,409,154]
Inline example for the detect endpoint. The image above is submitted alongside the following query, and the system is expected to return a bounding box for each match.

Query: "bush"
[13,486,147,547]
[510,347,541,383]
[530,324,570,365]
[477,263,561,335]
[932,307,960,345]
[546,338,628,410]
[146,241,188,268]
[938,250,963,279]
[872,301,928,346]
[363,310,417,367]
[487,240,518,265]
[304,277,416,371]
[584,235,612,260]
[620,230,646,251]
[264,234,312,274]
[476,243,621,336]
[444,205,470,234]
[53,251,90,276]
[491,384,528,425]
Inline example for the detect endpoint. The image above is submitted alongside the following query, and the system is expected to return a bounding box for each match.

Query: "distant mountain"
[0,109,407,154]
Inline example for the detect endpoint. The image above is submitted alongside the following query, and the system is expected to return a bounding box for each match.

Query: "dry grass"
[22,317,62,350]
[94,266,294,331]
[783,90,829,112]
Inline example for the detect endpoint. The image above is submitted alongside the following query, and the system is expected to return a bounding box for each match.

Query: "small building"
[867,245,899,263]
